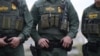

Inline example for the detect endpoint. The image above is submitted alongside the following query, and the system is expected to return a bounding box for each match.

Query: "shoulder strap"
[13,0,24,16]
[61,0,69,21]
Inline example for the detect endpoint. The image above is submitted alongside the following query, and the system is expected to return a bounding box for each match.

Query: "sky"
[25,0,94,21]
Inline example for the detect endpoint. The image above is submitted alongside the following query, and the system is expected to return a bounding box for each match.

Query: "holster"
[87,42,99,52]
[30,45,38,56]
[82,44,88,56]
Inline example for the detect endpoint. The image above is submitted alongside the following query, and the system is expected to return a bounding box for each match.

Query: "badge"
[12,3,17,10]
[58,7,62,13]
[88,13,98,19]
[0,6,8,11]
[45,7,54,12]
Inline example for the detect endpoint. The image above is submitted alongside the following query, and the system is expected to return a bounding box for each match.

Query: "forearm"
[18,0,33,43]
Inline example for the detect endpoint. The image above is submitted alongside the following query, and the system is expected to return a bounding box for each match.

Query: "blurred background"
[24,0,94,56]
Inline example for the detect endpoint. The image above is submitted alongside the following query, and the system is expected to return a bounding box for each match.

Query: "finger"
[63,41,69,48]
[1,40,8,46]
[2,36,7,39]
[45,39,49,43]
[42,40,49,48]
[9,41,14,45]
[66,43,69,48]
[40,43,45,48]
[63,42,66,48]
[43,41,49,48]
[8,38,13,41]
[38,41,42,46]
[65,41,71,48]
[41,41,47,47]
[3,42,8,45]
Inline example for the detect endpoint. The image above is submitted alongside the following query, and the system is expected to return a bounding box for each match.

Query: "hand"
[61,36,72,48]
[8,37,21,48]
[38,38,49,48]
[0,36,7,47]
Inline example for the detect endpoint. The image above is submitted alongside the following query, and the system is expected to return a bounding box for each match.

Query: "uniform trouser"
[39,48,67,56]
[82,43,100,56]
[0,44,24,56]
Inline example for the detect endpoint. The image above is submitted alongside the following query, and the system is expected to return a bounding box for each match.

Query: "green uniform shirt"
[31,0,79,42]
[17,0,33,43]
[81,4,100,41]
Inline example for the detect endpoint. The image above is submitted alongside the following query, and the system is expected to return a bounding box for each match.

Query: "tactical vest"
[83,11,100,36]
[38,0,68,31]
[0,0,24,31]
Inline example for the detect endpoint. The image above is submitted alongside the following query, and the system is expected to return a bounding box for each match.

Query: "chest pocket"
[83,12,100,36]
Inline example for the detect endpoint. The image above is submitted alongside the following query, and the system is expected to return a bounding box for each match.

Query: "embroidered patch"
[88,13,98,19]
[45,7,55,12]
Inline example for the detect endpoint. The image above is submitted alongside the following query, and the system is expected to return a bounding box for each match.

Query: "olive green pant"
[0,44,24,56]
[39,48,67,56]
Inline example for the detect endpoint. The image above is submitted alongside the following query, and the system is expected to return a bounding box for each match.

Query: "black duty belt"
[37,40,73,51]
[0,30,20,43]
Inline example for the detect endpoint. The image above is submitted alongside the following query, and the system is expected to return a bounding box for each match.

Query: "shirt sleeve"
[81,9,88,38]
[66,1,79,38]
[30,4,41,42]
[18,0,33,43]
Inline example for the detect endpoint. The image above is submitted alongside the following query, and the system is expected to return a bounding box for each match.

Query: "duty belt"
[37,40,73,51]
[0,30,20,43]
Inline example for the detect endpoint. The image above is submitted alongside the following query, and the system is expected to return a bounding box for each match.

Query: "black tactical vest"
[0,0,24,31]
[38,0,68,31]
[83,11,100,36]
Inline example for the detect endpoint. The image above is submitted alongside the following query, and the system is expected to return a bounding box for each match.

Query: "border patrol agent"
[31,0,79,56]
[81,0,100,56]
[0,0,33,56]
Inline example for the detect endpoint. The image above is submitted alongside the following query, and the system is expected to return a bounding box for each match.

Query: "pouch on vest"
[40,14,49,29]
[15,17,24,31]
[83,24,100,34]
[60,19,68,31]
[49,15,55,27]
[49,14,60,27]
[55,15,59,27]
[1,15,24,31]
